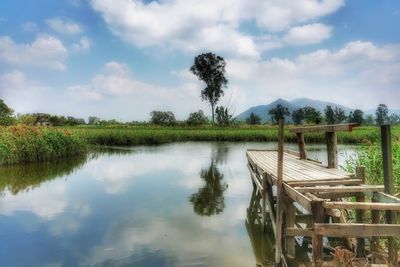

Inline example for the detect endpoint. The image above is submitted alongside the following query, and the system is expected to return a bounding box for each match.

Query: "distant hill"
[236,98,355,123]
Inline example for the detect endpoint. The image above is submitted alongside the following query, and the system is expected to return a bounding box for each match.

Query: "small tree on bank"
[268,104,289,124]
[190,52,228,124]
[375,104,389,125]
[0,99,15,126]
[186,110,208,125]
[215,106,233,126]
[246,112,261,125]
[291,108,305,125]
[348,109,364,124]
[150,111,176,126]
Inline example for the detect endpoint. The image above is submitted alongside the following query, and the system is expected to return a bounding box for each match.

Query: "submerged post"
[275,119,284,265]
[380,124,398,265]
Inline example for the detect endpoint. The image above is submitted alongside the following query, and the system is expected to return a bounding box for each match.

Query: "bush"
[150,111,176,126]
[186,110,208,125]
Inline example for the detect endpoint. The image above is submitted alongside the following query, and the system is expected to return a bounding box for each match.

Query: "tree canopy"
[246,112,262,125]
[268,104,289,124]
[190,52,228,124]
[375,104,389,125]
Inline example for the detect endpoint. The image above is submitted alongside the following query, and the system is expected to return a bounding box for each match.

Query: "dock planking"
[246,123,400,267]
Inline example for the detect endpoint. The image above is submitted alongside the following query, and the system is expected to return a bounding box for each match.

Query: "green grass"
[68,125,395,146]
[0,125,87,165]
[344,139,400,192]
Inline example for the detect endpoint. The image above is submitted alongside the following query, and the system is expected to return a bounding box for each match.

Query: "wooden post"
[312,200,325,267]
[326,131,338,168]
[371,194,380,264]
[275,119,285,265]
[262,174,267,232]
[296,132,307,160]
[355,166,366,257]
[380,124,398,266]
[285,201,296,259]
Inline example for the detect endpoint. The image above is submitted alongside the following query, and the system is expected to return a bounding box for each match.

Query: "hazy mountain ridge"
[236,98,355,122]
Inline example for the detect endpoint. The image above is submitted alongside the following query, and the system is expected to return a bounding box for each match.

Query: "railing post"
[326,131,338,168]
[275,119,284,266]
[380,124,398,265]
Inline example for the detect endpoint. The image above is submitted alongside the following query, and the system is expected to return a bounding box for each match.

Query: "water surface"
[0,142,357,267]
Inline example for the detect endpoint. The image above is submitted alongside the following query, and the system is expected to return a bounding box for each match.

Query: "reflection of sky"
[0,142,358,267]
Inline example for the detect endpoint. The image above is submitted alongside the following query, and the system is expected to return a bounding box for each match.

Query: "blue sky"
[0,0,399,121]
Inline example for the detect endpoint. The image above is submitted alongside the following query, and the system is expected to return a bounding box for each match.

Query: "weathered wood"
[283,183,312,213]
[314,223,400,237]
[355,167,366,258]
[323,201,400,211]
[296,132,307,160]
[371,209,380,264]
[294,185,384,193]
[275,119,284,265]
[286,227,313,237]
[289,123,359,133]
[326,131,338,168]
[380,125,398,266]
[285,201,296,259]
[247,164,263,192]
[287,178,363,187]
[312,200,325,267]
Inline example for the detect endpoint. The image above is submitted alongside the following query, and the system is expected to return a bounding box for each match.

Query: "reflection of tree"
[212,143,229,164]
[190,160,228,216]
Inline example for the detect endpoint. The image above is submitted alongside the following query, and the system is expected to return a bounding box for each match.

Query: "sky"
[0,0,399,121]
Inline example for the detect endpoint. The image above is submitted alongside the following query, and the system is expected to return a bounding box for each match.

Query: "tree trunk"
[211,104,215,124]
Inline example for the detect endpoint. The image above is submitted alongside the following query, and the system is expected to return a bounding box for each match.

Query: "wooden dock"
[246,122,400,267]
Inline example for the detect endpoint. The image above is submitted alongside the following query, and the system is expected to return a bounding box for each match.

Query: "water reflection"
[190,160,228,216]
[0,155,87,196]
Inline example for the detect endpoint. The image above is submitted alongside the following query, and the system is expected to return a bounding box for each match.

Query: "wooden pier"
[246,122,400,266]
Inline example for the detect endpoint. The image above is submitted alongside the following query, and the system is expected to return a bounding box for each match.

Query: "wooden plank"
[287,179,363,187]
[294,185,384,193]
[289,123,359,133]
[296,132,307,160]
[323,201,400,211]
[283,184,312,213]
[326,131,338,168]
[286,227,313,237]
[355,167,366,257]
[314,223,400,237]
[285,201,296,259]
[275,119,284,265]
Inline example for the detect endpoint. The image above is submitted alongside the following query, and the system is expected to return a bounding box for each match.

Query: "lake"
[0,142,358,267]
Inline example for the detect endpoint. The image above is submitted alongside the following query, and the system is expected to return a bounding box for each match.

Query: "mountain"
[236,98,298,123]
[236,97,355,122]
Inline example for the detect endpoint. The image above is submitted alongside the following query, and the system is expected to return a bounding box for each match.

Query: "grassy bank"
[344,140,400,191]
[69,125,397,146]
[0,125,87,165]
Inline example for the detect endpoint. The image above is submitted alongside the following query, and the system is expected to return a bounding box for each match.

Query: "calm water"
[0,142,357,267]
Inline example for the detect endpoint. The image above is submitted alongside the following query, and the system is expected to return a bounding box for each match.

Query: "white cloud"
[46,17,83,35]
[66,61,206,119]
[0,35,68,70]
[73,36,91,50]
[21,22,38,32]
[90,0,344,57]
[283,23,332,45]
[226,41,400,111]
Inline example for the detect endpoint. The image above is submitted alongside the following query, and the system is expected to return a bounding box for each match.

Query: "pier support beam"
[326,131,338,169]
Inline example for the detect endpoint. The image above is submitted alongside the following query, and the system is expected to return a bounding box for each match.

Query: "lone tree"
[246,112,261,125]
[268,104,289,124]
[190,52,228,124]
[0,99,15,126]
[375,104,389,125]
[348,109,364,124]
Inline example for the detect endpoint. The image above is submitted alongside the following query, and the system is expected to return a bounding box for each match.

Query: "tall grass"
[68,125,386,146]
[344,140,400,191]
[0,125,87,165]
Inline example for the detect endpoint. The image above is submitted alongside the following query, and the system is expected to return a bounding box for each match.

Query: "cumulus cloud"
[0,35,68,70]
[283,23,332,45]
[73,36,91,50]
[46,17,83,35]
[90,0,344,57]
[226,41,400,110]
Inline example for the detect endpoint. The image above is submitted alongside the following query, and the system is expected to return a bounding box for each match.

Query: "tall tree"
[333,107,347,124]
[0,99,15,126]
[190,52,228,124]
[348,109,364,124]
[268,104,289,124]
[375,104,389,125]
[324,105,335,124]
[291,108,305,125]
[303,106,322,124]
[246,112,261,125]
